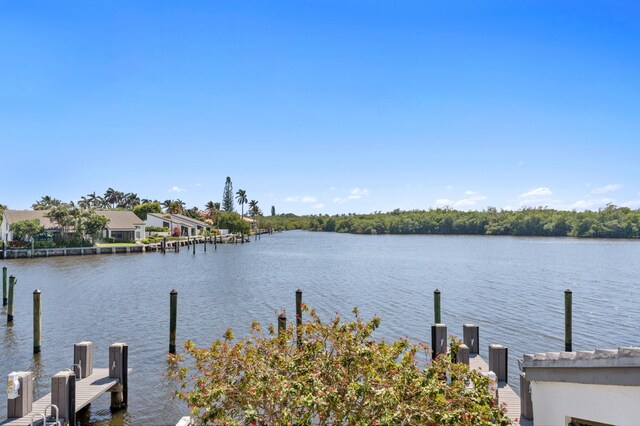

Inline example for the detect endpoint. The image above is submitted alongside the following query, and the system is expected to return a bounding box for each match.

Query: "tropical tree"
[9,219,44,241]
[33,196,62,210]
[165,200,185,215]
[46,204,74,237]
[0,203,6,227]
[133,202,163,220]
[236,189,248,218]
[222,177,234,212]
[81,212,110,244]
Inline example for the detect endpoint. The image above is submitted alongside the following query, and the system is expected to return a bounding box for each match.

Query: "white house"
[1,209,145,242]
[146,213,211,237]
[519,347,640,425]
[1,210,58,241]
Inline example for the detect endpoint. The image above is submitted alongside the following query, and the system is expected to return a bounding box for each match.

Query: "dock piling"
[2,266,7,306]
[52,370,76,425]
[434,289,441,324]
[192,239,195,255]
[7,371,33,419]
[109,343,128,409]
[295,289,302,346]
[488,344,508,383]
[7,275,16,323]
[169,289,178,354]
[74,342,94,379]
[455,343,470,365]
[278,311,287,337]
[33,289,41,354]
[565,289,572,352]
[431,323,447,359]
[463,324,479,354]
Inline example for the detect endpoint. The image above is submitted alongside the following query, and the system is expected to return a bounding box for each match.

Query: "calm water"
[1,231,639,425]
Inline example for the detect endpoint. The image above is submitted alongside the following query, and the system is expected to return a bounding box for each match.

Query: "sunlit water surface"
[1,231,639,424]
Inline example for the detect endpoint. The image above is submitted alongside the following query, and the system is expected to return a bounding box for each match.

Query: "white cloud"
[519,187,552,198]
[464,190,478,196]
[313,203,325,209]
[347,187,369,200]
[622,200,640,208]
[591,184,622,194]
[285,195,317,203]
[333,197,346,203]
[435,198,453,207]
[329,187,336,191]
[169,186,186,193]
[455,195,487,207]
[195,183,202,187]
[456,199,477,207]
[445,185,453,191]
[569,198,613,210]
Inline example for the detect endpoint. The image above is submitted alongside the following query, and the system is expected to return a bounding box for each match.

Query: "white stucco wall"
[531,381,640,425]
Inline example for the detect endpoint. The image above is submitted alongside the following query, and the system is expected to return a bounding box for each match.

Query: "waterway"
[1,231,639,424]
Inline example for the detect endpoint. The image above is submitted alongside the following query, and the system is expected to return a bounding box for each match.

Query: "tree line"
[259,205,640,239]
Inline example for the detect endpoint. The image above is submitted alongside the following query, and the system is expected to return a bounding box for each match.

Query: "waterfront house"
[1,210,59,242]
[1,209,145,243]
[99,210,146,242]
[146,213,211,237]
[519,346,640,425]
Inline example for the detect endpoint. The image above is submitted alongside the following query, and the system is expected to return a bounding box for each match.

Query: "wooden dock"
[469,354,532,425]
[1,368,122,426]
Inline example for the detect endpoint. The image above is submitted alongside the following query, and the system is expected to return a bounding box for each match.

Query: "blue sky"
[1,1,639,215]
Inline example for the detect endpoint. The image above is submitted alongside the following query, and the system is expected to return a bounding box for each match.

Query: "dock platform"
[469,354,532,425]
[1,368,128,426]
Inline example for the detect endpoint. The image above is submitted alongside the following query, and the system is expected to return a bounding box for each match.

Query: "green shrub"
[146,226,169,232]
[34,241,56,249]
[169,306,509,425]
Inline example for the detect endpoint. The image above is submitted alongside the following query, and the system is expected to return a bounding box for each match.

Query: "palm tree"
[33,196,62,210]
[236,189,248,218]
[248,200,258,216]
[78,196,90,209]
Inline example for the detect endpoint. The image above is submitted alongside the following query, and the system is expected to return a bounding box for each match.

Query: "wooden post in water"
[463,324,479,355]
[489,344,508,383]
[192,239,196,255]
[565,289,572,352]
[278,311,287,337]
[163,237,167,254]
[204,237,207,252]
[431,323,447,359]
[434,289,441,324]
[33,289,41,354]
[169,289,178,354]
[214,234,217,249]
[2,266,7,306]
[109,343,128,410]
[7,275,16,323]
[295,289,302,346]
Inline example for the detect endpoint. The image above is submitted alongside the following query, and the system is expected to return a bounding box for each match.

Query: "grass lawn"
[96,243,139,247]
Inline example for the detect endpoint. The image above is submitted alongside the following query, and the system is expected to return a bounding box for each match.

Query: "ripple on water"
[1,232,640,422]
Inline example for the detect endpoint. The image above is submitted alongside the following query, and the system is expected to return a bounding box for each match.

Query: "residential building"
[146,213,211,237]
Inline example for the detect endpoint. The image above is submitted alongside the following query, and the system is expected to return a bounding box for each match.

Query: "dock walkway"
[1,368,121,426]
[469,354,532,425]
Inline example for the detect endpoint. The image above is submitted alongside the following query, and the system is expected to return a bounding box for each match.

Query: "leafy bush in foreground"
[168,307,509,425]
